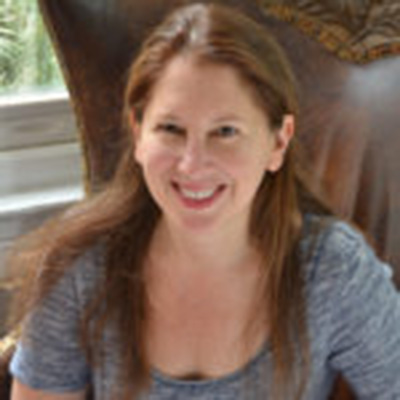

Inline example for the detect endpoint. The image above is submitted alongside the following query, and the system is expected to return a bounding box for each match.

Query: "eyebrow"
[213,114,246,124]
[155,112,246,124]
[154,112,181,122]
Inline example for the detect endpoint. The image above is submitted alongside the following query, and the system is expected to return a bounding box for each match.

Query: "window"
[0,0,84,281]
[0,0,64,96]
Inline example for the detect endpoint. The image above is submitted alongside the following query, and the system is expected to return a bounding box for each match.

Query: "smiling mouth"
[172,182,226,208]
[180,187,217,200]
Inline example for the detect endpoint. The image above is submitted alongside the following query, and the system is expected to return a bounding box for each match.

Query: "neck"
[150,215,258,277]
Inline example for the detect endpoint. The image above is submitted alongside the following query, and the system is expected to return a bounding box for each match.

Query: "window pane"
[0,0,65,97]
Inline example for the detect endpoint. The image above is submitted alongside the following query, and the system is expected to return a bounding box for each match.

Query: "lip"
[171,182,226,210]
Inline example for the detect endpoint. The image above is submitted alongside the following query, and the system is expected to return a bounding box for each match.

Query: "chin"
[167,210,225,233]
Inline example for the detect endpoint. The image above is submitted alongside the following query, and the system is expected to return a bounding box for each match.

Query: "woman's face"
[132,56,293,232]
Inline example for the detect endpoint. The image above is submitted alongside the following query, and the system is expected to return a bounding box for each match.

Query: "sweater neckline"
[150,340,270,387]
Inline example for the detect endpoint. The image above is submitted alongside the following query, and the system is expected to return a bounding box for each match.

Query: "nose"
[177,138,209,175]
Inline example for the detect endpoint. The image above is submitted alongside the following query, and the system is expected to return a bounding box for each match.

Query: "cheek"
[239,162,267,189]
[227,151,269,199]
[221,145,267,178]
[138,140,176,177]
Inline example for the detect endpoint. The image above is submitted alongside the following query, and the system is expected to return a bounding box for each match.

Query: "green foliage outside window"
[0,0,64,96]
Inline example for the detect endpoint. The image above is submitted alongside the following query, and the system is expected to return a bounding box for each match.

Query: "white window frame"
[0,91,85,214]
[0,93,85,280]
[0,92,77,150]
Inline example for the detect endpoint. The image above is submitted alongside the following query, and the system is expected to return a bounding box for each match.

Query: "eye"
[213,125,239,139]
[155,122,185,135]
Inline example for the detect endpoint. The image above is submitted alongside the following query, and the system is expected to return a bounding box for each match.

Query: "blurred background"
[0,0,84,335]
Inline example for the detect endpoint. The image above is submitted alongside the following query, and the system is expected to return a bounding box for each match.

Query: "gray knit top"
[10,215,400,399]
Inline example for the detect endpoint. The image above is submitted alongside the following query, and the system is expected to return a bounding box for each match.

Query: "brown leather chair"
[1,1,399,399]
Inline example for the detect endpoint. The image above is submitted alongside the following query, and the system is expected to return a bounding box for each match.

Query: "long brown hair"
[8,3,332,399]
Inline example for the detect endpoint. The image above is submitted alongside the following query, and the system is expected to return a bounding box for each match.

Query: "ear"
[266,114,295,173]
[129,109,143,165]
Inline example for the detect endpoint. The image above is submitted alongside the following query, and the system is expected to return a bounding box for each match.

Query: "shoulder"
[300,213,399,340]
[299,213,395,329]
[301,213,369,261]
[29,242,106,319]
[9,246,105,392]
[300,213,393,286]
[60,242,106,309]
[301,217,400,395]
[299,214,398,340]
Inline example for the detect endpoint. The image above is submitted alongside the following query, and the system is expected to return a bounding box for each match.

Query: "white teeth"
[180,188,216,200]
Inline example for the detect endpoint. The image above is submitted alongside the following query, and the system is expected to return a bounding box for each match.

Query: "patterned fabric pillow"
[260,0,400,63]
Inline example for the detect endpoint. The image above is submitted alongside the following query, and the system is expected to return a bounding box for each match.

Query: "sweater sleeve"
[325,223,400,399]
[9,252,94,393]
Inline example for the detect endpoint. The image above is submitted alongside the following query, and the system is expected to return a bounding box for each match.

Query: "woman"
[8,3,400,400]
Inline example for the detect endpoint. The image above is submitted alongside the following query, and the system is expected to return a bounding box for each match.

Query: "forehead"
[144,55,267,122]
